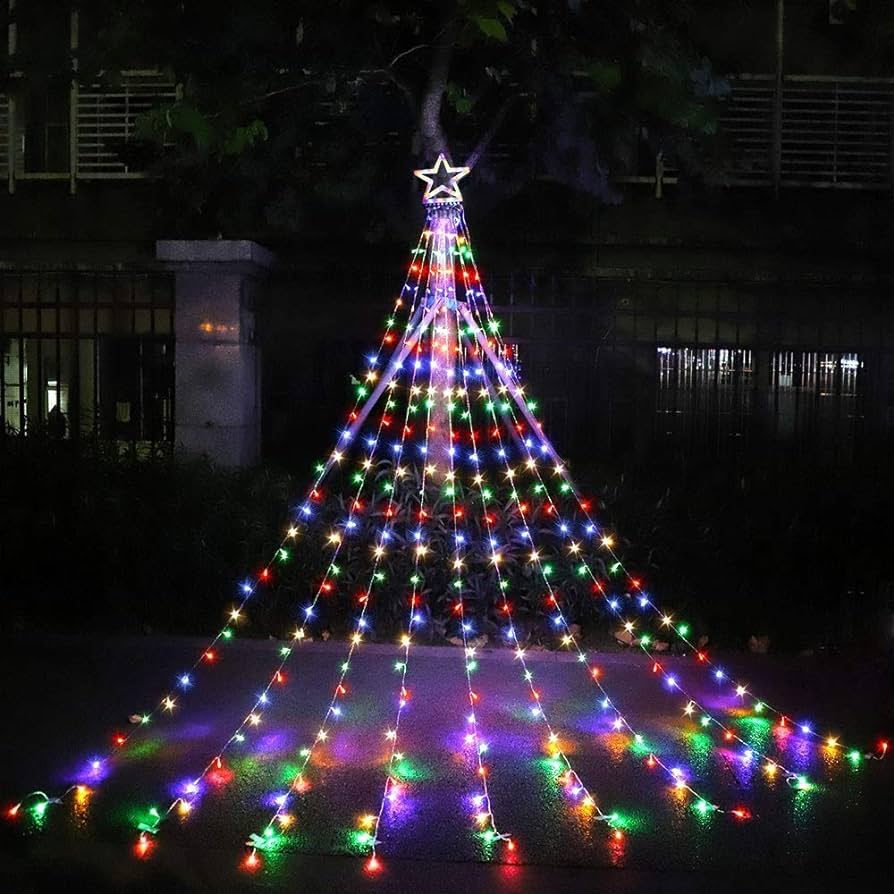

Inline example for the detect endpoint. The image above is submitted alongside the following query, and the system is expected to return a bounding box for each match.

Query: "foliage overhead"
[3,0,732,236]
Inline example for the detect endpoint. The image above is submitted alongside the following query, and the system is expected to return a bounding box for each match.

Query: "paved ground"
[0,633,892,893]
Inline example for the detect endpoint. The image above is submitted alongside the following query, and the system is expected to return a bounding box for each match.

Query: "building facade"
[2,2,894,469]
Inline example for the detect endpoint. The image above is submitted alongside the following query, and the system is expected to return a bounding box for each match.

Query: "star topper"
[413,153,470,204]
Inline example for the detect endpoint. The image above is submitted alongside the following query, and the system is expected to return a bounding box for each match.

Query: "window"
[0,271,174,444]
[770,351,862,453]
[655,347,754,450]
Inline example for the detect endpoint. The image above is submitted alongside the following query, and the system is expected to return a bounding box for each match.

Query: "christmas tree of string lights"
[8,156,888,869]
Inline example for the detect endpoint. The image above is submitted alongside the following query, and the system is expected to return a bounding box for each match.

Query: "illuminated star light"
[413,154,471,204]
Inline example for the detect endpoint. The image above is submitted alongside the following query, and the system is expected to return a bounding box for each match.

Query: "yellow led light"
[601,535,614,548]
[352,633,363,645]
[287,526,298,539]
[328,532,342,545]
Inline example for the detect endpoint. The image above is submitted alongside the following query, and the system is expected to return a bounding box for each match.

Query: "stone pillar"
[156,240,274,467]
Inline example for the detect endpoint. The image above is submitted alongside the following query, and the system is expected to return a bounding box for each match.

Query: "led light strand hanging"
[362,327,440,873]
[245,273,441,870]
[7,250,431,826]
[453,258,878,766]
[142,337,422,844]
[464,360,728,816]
[444,349,511,854]
[451,313,619,838]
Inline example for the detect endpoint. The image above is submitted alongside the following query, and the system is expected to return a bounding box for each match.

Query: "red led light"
[366,855,381,873]
[243,851,260,871]
[204,649,216,662]
[732,807,752,821]
[135,833,153,859]
[7,803,21,819]
[114,734,126,746]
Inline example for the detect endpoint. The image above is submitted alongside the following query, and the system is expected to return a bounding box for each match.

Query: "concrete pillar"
[156,240,274,467]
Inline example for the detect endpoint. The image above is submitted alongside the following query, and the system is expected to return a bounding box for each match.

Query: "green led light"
[754,702,764,713]
[848,750,861,764]
[222,629,233,640]
[678,623,690,637]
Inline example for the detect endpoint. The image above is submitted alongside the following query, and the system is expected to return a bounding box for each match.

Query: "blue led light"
[179,674,191,688]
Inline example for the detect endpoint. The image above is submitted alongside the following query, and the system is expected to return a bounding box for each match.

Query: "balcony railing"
[719,74,894,191]
[1,72,893,195]
[76,71,177,179]
[1,71,177,192]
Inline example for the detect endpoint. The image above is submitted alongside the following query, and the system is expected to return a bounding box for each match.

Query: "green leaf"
[473,15,508,42]
[497,1,517,22]
[585,61,622,93]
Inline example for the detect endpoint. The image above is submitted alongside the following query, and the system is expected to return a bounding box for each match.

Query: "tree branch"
[464,93,517,169]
